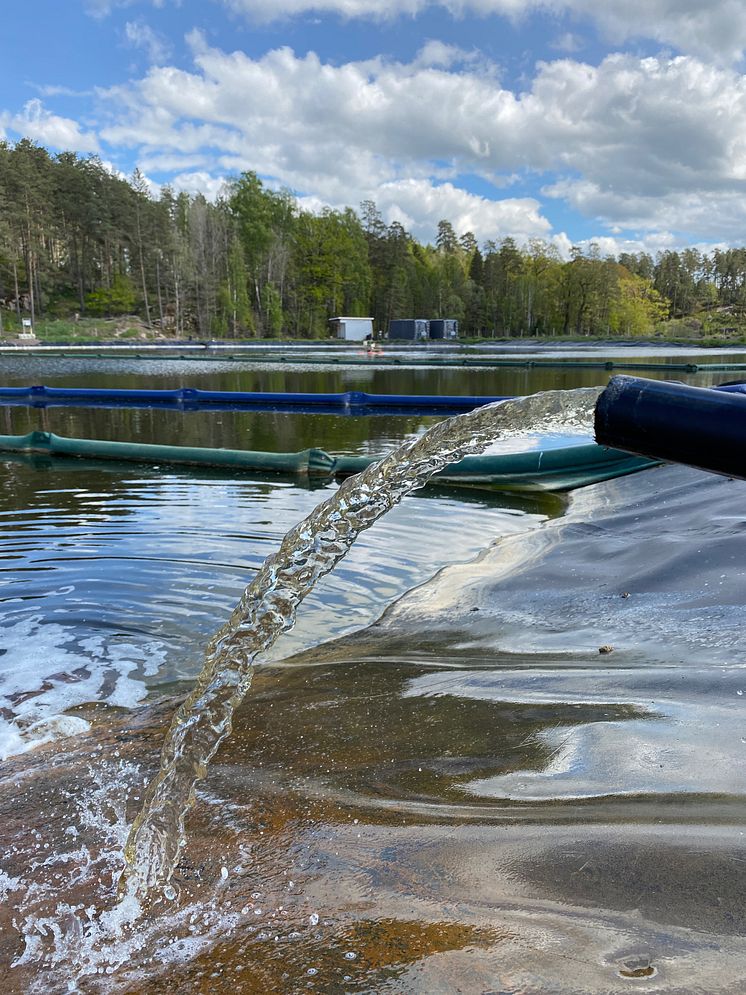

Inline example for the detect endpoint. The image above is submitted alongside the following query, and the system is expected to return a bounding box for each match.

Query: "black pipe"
[595,375,746,480]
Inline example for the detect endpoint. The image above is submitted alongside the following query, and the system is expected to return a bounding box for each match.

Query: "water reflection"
[0,351,742,397]
[0,457,549,758]
[0,403,441,455]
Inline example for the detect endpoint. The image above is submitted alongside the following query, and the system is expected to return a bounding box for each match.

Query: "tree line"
[1,140,743,339]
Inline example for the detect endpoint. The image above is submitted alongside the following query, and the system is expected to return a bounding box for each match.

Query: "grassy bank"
[4,314,746,349]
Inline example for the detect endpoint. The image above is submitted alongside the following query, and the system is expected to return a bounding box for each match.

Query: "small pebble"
[599,645,614,654]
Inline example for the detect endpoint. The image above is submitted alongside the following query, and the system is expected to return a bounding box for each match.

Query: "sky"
[3,1,746,256]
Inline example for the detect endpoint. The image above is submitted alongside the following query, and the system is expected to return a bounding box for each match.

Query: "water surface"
[0,358,744,992]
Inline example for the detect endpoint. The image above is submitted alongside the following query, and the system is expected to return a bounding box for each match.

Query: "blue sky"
[3,1,746,255]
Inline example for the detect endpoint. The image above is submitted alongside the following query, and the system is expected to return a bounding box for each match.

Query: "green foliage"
[85,275,136,316]
[610,271,670,336]
[288,207,371,337]
[263,283,284,337]
[3,137,746,342]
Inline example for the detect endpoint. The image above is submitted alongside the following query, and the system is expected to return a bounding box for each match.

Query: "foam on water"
[6,759,248,991]
[0,613,167,760]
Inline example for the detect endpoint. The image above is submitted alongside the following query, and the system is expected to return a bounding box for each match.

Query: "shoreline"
[2,337,746,356]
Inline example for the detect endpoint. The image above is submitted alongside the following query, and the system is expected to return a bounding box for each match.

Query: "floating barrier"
[596,377,746,479]
[0,430,656,491]
[0,385,508,416]
[5,350,746,372]
[2,380,743,414]
[0,430,336,476]
[0,347,746,373]
[333,443,656,490]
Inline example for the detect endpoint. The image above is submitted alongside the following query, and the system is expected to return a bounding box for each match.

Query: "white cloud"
[95,41,746,239]
[2,99,99,154]
[222,0,427,21]
[98,42,556,239]
[30,84,94,98]
[167,171,228,200]
[569,232,733,260]
[373,179,550,241]
[124,20,171,63]
[222,0,746,63]
[550,31,583,53]
[411,40,477,69]
[86,0,119,16]
[137,152,212,172]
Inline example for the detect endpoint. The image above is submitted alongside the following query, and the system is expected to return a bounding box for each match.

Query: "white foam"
[6,758,260,992]
[0,614,167,760]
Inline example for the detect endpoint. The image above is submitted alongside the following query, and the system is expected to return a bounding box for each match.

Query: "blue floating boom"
[0,385,509,416]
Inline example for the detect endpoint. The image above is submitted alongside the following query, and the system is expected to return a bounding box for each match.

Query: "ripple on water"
[0,459,549,759]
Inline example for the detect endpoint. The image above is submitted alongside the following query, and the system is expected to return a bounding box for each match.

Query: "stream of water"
[122,387,601,904]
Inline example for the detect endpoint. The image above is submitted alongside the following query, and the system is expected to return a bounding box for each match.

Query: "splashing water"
[121,387,602,902]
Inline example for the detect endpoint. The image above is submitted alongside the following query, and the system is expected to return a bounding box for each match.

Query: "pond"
[1,352,745,993]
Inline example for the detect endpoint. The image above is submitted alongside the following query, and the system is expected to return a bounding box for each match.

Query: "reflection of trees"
[0,456,146,519]
[0,405,438,455]
[0,358,707,457]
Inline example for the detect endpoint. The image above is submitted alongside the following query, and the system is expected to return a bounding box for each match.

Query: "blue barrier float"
[0,385,510,416]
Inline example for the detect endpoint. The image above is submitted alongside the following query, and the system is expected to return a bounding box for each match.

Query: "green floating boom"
[0,430,656,491]
[1,430,336,476]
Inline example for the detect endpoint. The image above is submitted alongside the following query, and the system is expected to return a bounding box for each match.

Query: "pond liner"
[595,376,746,480]
[0,430,656,491]
[0,385,509,416]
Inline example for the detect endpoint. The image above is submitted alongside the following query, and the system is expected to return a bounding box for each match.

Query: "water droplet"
[309,913,319,926]
[220,866,229,880]
[344,951,357,961]
[163,884,177,901]
[306,967,318,976]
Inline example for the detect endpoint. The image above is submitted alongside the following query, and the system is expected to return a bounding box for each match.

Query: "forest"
[1,139,745,340]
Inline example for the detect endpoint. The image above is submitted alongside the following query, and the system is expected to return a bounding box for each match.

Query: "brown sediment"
[128,919,505,994]
[3,647,746,993]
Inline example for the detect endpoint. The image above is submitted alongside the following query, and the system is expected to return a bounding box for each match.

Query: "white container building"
[329,317,374,341]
